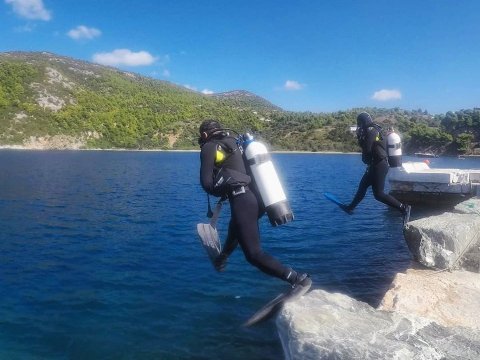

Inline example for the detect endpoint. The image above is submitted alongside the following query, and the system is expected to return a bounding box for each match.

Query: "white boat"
[414,152,438,158]
[388,161,480,205]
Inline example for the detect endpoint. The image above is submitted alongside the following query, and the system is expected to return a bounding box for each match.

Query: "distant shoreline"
[0,145,360,154]
[0,145,198,152]
[2,145,480,158]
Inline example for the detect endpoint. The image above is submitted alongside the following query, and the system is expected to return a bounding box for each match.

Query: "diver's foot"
[214,253,228,272]
[402,204,411,226]
[339,204,354,215]
[291,273,311,289]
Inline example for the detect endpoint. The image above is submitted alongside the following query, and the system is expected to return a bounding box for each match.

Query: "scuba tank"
[386,128,402,167]
[241,134,294,226]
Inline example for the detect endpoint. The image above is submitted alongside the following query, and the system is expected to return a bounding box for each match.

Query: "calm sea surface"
[0,151,478,359]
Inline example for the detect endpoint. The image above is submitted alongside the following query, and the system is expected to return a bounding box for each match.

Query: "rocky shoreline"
[277,197,480,359]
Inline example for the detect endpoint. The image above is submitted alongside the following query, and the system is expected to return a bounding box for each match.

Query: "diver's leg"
[371,160,403,210]
[233,191,303,284]
[371,161,411,224]
[223,220,239,255]
[214,219,239,272]
[347,168,371,211]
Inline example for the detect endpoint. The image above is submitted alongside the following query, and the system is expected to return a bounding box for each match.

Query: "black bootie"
[339,204,354,215]
[285,268,311,288]
[401,204,411,226]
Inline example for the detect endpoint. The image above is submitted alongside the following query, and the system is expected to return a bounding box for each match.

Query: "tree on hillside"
[456,132,475,154]
[406,123,453,153]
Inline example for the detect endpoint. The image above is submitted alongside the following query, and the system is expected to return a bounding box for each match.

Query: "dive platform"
[388,161,480,205]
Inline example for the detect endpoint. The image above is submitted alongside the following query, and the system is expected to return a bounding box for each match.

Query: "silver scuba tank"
[242,134,293,226]
[386,128,402,167]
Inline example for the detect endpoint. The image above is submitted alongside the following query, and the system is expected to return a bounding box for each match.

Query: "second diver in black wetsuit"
[198,119,309,288]
[341,112,411,225]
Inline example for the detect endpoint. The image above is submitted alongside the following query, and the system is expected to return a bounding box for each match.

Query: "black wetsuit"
[349,126,403,211]
[200,135,291,281]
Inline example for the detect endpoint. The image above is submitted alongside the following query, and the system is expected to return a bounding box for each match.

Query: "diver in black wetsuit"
[198,119,309,287]
[342,112,411,224]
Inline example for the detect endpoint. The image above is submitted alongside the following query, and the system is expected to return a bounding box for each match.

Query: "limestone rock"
[453,197,480,215]
[403,212,480,270]
[277,289,480,360]
[459,242,480,273]
[379,267,480,330]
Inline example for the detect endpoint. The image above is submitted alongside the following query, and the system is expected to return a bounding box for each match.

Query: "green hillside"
[0,51,273,149]
[0,51,479,154]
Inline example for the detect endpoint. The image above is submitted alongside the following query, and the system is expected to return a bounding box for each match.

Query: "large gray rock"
[379,267,480,330]
[277,289,480,360]
[403,212,480,270]
[459,242,480,273]
[451,197,480,271]
[453,197,480,215]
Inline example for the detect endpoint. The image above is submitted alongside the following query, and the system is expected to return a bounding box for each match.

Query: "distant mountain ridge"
[210,90,282,112]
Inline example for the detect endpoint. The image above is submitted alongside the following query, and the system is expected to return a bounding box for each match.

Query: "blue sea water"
[0,150,478,360]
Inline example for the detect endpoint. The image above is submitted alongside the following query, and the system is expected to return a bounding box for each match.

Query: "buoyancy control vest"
[209,136,251,197]
[208,132,293,226]
[366,125,402,168]
[372,124,388,157]
[241,134,294,226]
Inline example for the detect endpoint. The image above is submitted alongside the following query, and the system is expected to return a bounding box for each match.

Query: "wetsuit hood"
[199,119,222,134]
[357,112,374,129]
[198,119,227,146]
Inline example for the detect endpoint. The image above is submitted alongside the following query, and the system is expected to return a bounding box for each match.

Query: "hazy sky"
[1,0,479,114]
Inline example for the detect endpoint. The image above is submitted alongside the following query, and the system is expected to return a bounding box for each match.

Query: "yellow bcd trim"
[215,148,226,165]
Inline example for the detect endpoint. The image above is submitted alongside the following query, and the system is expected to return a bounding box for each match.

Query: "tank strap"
[388,143,401,149]
[247,153,271,166]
